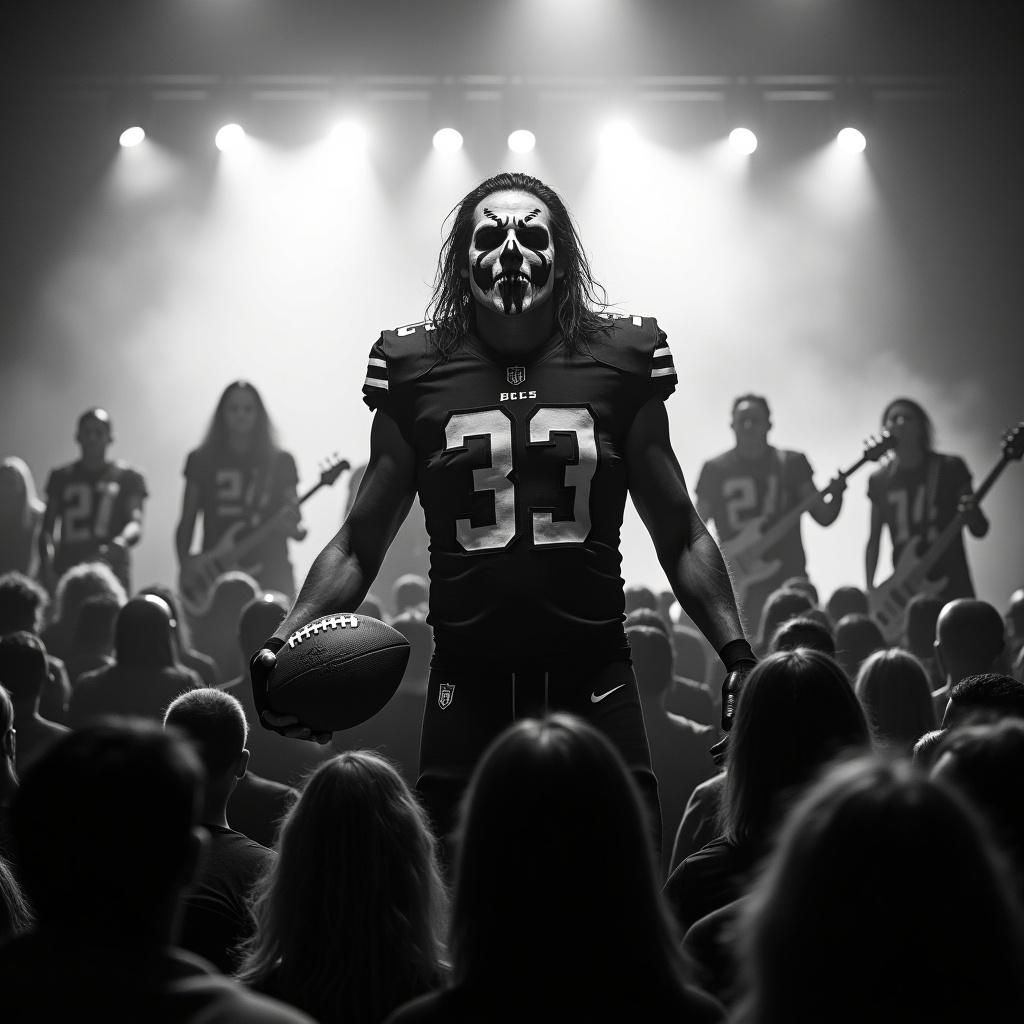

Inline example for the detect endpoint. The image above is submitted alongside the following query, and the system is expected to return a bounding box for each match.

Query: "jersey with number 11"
[362,315,678,658]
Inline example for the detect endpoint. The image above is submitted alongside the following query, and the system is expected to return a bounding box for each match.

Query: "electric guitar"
[869,422,1024,642]
[723,433,896,604]
[179,454,349,617]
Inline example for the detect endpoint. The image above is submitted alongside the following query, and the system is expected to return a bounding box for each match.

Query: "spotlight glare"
[729,127,758,155]
[432,127,464,153]
[215,123,246,152]
[507,129,536,154]
[837,127,867,153]
[329,119,368,150]
[599,119,637,148]
[119,126,146,148]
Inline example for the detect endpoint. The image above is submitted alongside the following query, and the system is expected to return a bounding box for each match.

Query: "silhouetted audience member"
[902,593,944,690]
[69,595,201,727]
[0,457,45,578]
[767,615,836,657]
[833,613,885,681]
[932,598,1007,715]
[854,648,937,756]
[356,592,384,620]
[239,751,447,1024]
[825,584,869,625]
[629,625,716,878]
[63,592,119,685]
[665,650,870,932]
[222,594,329,787]
[1,720,313,1022]
[0,633,68,774]
[0,853,32,941]
[392,574,429,617]
[164,688,274,972]
[0,571,71,722]
[933,720,1024,902]
[670,771,727,876]
[668,623,718,725]
[942,673,1024,730]
[625,583,659,615]
[755,588,814,655]
[0,685,16,856]
[190,571,262,682]
[388,715,723,1023]
[333,611,432,787]
[734,758,1024,1024]
[141,584,221,687]
[780,576,819,606]
[911,728,948,770]
[1007,588,1024,666]
[40,560,126,662]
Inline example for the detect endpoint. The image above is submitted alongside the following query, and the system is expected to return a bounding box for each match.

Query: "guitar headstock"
[863,431,897,462]
[1003,422,1024,462]
[319,454,351,487]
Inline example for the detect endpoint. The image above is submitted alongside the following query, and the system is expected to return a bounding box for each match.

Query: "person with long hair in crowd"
[0,685,18,855]
[237,751,447,1024]
[388,714,723,1023]
[0,457,45,578]
[735,757,1024,1024]
[854,647,937,756]
[40,560,126,663]
[176,381,305,607]
[67,594,201,726]
[665,649,871,933]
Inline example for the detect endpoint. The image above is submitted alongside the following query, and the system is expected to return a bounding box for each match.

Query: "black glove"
[718,638,757,733]
[249,636,286,735]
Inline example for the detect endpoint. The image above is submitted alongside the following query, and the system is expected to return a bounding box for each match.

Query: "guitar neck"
[902,453,1010,587]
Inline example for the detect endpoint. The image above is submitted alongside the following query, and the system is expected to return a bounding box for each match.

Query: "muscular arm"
[175,480,202,566]
[627,399,746,651]
[37,499,59,580]
[865,501,885,589]
[269,409,417,644]
[114,493,144,548]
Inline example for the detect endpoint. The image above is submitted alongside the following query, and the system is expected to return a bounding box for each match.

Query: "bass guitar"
[179,454,349,617]
[724,433,896,605]
[870,422,1024,642]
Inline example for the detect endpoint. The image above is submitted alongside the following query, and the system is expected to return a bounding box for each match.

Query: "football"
[267,613,411,732]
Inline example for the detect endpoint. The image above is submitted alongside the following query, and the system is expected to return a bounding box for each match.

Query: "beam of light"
[507,129,536,154]
[837,127,867,153]
[599,119,638,149]
[328,119,368,151]
[433,127,464,153]
[728,127,758,155]
[214,123,247,152]
[118,126,146,148]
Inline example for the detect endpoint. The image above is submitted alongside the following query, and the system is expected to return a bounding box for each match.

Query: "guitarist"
[696,394,845,632]
[865,397,987,605]
[176,381,304,602]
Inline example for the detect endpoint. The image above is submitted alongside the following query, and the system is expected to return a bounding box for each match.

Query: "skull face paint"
[468,190,555,316]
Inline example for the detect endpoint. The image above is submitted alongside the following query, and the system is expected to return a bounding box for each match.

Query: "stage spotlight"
[433,127,464,153]
[119,126,146,148]
[837,127,867,153]
[507,129,536,154]
[215,123,246,152]
[728,127,758,155]
[599,120,637,148]
[329,119,368,150]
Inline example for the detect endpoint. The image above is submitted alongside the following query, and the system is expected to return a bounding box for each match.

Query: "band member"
[38,409,147,593]
[176,381,304,602]
[0,457,46,578]
[696,395,844,633]
[251,172,755,852]
[866,397,987,602]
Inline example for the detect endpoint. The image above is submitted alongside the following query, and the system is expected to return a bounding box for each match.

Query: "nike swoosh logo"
[590,683,627,704]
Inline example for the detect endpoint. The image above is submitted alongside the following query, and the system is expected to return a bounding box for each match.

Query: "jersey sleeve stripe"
[653,346,672,359]
[367,358,387,368]
[650,367,676,378]
[363,377,389,390]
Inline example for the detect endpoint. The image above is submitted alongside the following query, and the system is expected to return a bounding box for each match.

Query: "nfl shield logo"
[506,366,526,386]
[438,682,455,710]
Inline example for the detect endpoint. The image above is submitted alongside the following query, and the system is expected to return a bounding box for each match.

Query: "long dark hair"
[882,396,934,453]
[449,714,691,1003]
[237,751,447,1024]
[723,649,871,846]
[199,381,278,461]
[427,171,610,356]
[114,596,178,670]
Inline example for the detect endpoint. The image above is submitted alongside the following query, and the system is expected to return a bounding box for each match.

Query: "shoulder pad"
[378,321,443,386]
[583,314,666,377]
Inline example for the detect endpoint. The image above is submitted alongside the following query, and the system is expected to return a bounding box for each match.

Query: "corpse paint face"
[467,191,555,316]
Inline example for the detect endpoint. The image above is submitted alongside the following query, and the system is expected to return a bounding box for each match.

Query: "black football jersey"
[362,315,678,658]
[45,460,148,575]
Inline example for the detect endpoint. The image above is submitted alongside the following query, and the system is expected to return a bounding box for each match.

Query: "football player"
[38,408,147,593]
[251,172,755,851]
